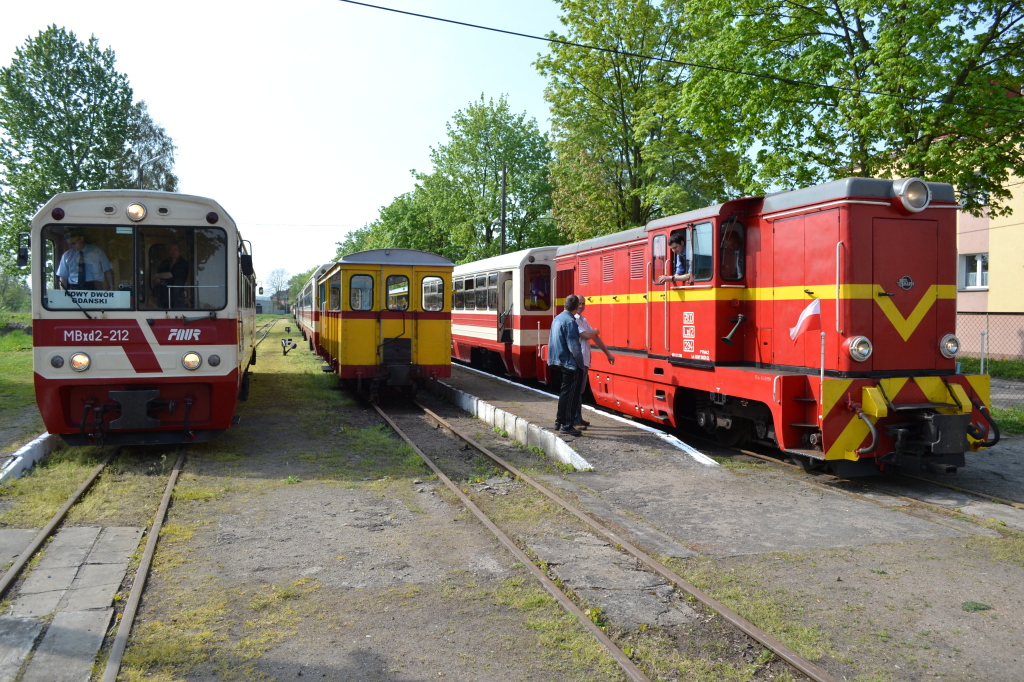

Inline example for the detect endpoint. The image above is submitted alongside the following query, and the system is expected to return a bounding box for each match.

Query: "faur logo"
[168,328,201,341]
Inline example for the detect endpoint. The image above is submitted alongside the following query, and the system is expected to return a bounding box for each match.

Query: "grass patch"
[991,405,1024,434]
[959,355,1024,382]
[0,341,34,415]
[664,556,832,662]
[0,446,111,527]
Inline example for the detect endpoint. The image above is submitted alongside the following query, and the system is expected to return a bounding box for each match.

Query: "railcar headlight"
[847,336,873,362]
[182,352,202,370]
[940,334,961,358]
[126,203,147,221]
[70,353,91,372]
[893,178,931,213]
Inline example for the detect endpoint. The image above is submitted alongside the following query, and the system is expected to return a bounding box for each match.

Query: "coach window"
[475,275,487,310]
[453,279,464,309]
[350,274,373,311]
[719,220,744,281]
[523,264,551,311]
[387,275,410,311]
[423,276,444,312]
[329,273,341,310]
[487,273,498,310]
[464,277,475,310]
[692,222,713,281]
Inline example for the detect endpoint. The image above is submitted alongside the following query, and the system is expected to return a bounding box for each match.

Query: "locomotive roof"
[555,226,647,258]
[760,177,956,214]
[453,247,559,275]
[335,249,454,266]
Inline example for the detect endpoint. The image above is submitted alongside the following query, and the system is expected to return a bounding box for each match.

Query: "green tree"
[0,26,134,266]
[123,100,179,191]
[339,96,559,264]
[536,0,741,241]
[663,0,1024,214]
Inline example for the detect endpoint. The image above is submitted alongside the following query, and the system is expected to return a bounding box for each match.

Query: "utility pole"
[500,162,507,255]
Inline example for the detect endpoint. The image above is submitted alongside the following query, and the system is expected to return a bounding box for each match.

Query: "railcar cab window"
[350,274,373,311]
[718,221,745,281]
[523,264,551,311]
[42,224,228,311]
[423,276,444,312]
[387,275,410,311]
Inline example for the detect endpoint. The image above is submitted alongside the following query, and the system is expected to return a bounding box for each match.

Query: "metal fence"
[956,312,1024,409]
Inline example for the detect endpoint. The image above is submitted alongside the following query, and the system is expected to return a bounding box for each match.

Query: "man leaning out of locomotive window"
[548,294,586,437]
[657,231,689,284]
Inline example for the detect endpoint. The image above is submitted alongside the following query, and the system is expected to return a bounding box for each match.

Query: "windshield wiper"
[59,282,93,320]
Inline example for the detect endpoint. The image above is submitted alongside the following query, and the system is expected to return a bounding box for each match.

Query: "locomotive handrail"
[772,375,781,403]
[646,262,651,350]
[836,241,844,334]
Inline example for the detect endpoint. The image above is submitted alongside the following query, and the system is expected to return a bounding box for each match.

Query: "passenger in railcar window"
[524,264,551,311]
[719,225,744,281]
[151,243,190,308]
[56,228,114,290]
[657,230,690,284]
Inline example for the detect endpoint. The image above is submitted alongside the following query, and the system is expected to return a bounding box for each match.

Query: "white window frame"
[959,253,988,291]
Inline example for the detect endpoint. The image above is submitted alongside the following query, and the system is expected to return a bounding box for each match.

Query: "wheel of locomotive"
[239,371,251,402]
[714,417,751,447]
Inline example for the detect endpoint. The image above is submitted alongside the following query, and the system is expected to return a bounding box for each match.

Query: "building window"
[961,253,988,290]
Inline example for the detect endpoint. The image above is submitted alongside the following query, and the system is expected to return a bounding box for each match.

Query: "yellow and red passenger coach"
[295,263,331,354]
[316,249,453,397]
[22,190,257,446]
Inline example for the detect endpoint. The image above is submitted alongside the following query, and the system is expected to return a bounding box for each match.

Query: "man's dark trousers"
[555,365,585,428]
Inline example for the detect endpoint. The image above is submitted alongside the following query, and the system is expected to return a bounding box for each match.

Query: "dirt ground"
[439,366,1024,681]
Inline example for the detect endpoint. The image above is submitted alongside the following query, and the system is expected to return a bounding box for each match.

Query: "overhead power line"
[336,0,1024,116]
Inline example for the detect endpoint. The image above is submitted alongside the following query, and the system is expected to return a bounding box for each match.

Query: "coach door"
[499,275,513,343]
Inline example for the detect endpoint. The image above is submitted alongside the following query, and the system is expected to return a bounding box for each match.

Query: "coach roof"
[453,247,558,275]
[336,249,454,267]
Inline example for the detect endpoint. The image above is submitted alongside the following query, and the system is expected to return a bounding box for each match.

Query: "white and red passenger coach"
[295,263,331,355]
[450,247,557,380]
[21,190,258,446]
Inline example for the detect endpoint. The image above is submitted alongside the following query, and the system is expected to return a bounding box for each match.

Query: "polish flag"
[789,298,821,341]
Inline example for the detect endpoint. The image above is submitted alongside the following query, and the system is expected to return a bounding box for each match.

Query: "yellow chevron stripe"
[821,379,853,420]
[824,378,909,460]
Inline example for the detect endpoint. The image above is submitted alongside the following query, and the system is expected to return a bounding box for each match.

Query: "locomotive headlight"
[893,178,931,213]
[846,336,873,362]
[126,203,147,221]
[940,334,961,358]
[70,352,91,372]
[182,352,202,370]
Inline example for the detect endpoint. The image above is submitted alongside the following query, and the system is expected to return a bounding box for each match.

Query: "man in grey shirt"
[547,294,585,437]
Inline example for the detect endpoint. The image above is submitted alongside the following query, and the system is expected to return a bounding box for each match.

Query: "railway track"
[0,446,186,682]
[372,397,839,682]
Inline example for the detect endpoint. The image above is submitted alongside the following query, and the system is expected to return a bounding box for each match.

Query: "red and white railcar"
[450,247,557,380]
[295,263,331,355]
[22,190,257,446]
[457,178,999,475]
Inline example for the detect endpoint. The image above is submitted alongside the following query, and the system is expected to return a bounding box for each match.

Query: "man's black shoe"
[559,427,583,437]
[554,422,562,431]
[576,419,591,427]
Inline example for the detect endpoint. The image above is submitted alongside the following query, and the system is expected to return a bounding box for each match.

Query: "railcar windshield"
[41,225,228,311]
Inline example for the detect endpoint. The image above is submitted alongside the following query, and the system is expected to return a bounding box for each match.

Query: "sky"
[0,0,564,285]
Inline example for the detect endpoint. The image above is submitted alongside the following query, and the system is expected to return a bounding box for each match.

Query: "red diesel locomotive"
[22,190,258,446]
[455,177,999,476]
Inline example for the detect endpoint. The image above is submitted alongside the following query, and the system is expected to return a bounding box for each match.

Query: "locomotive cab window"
[350,274,373,311]
[691,222,713,281]
[387,275,410,311]
[523,264,551,311]
[718,221,745,281]
[423,276,444,312]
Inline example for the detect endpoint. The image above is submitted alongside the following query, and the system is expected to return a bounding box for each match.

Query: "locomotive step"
[789,423,821,428]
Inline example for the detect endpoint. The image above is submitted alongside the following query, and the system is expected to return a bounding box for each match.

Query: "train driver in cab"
[56,228,114,290]
[719,225,744,280]
[657,230,689,284]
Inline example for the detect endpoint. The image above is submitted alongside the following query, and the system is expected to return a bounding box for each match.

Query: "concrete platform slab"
[20,609,112,682]
[0,617,45,682]
[0,528,37,568]
[9,589,65,617]
[69,562,128,590]
[553,560,665,591]
[85,527,142,564]
[18,566,78,595]
[36,526,100,568]
[58,583,123,612]
[574,587,698,630]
